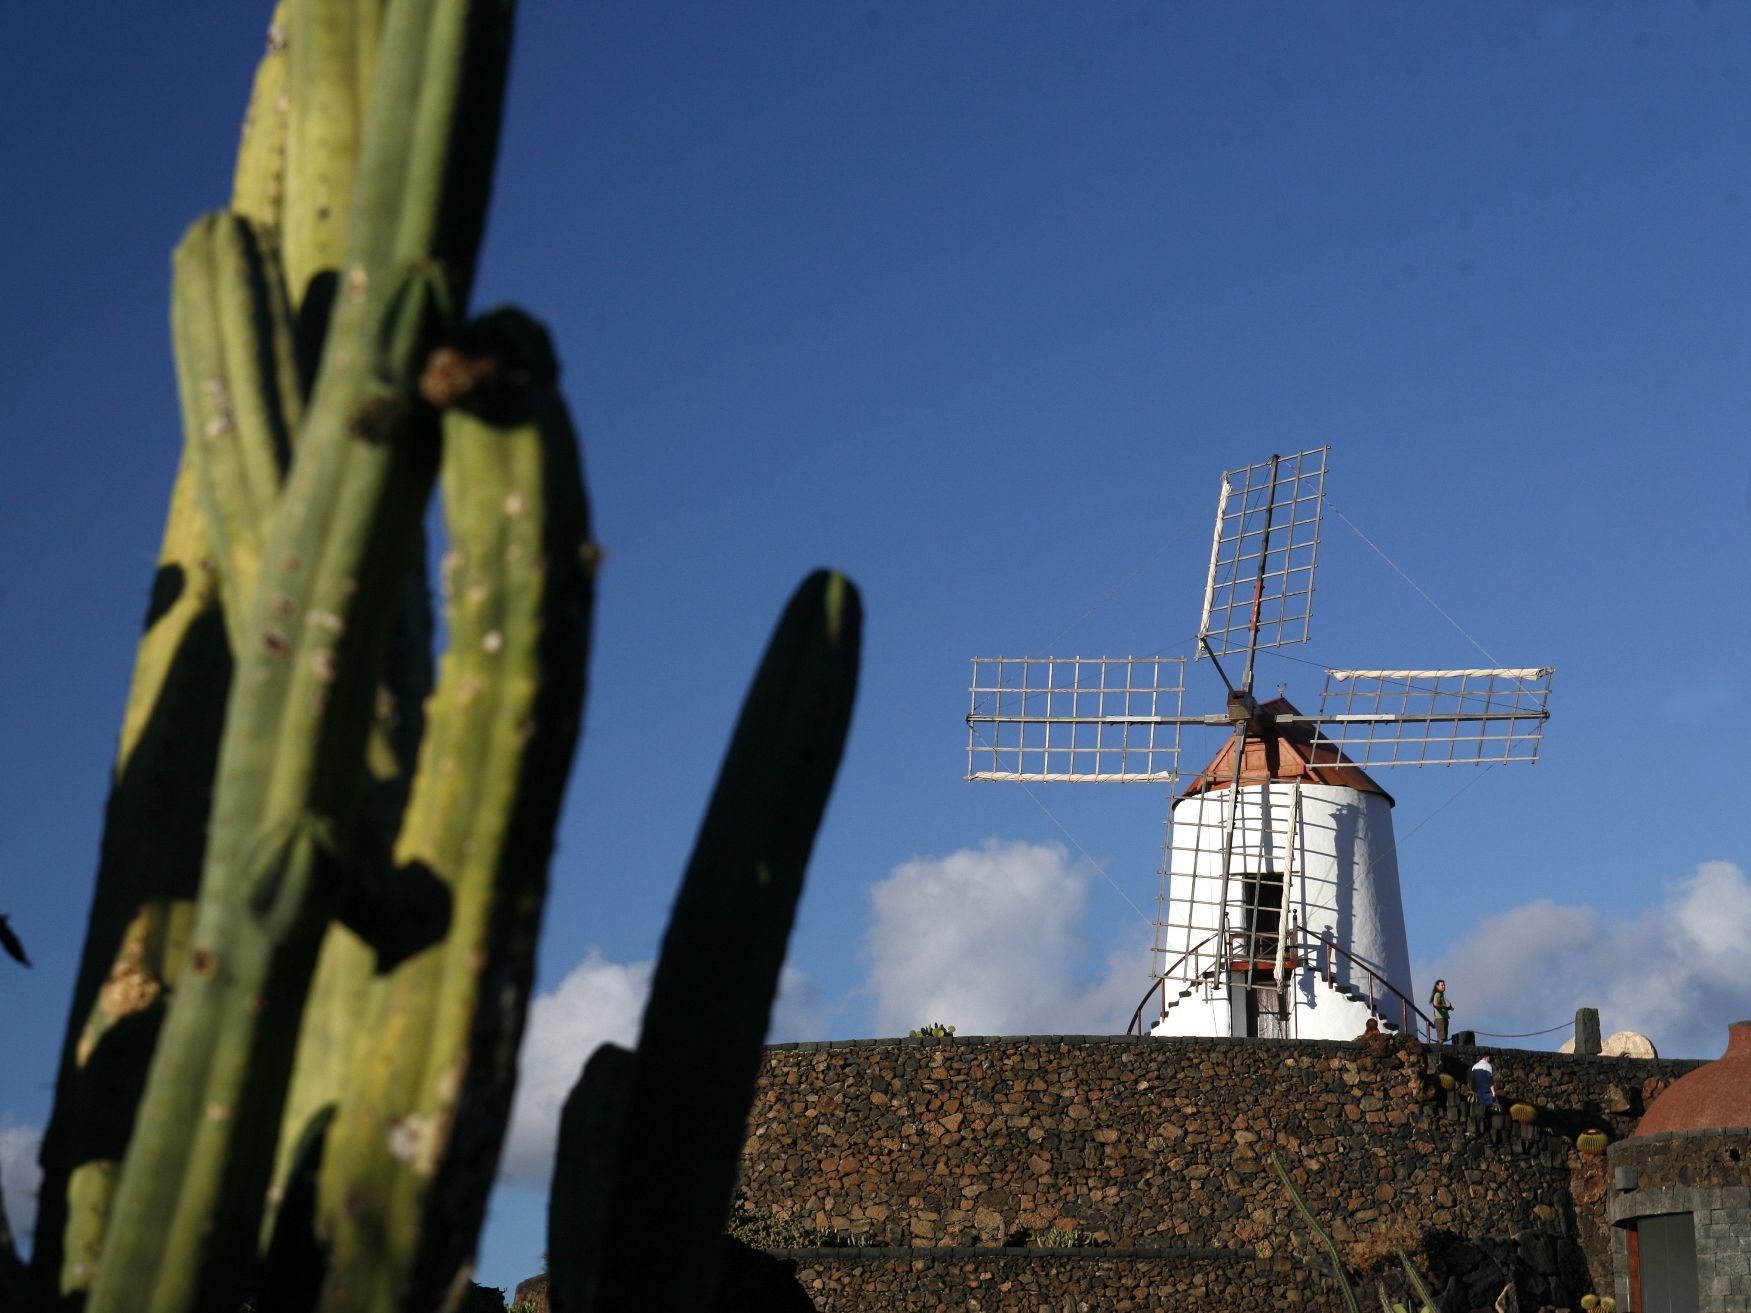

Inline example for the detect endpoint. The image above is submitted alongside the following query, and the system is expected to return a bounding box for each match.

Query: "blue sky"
[3,0,1749,1295]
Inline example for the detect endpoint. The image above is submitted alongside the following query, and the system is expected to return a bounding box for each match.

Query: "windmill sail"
[966,656,1185,782]
[1197,447,1327,660]
[1312,667,1555,767]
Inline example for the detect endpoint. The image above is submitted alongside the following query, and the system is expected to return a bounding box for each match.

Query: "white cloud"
[769,963,832,1042]
[863,839,1151,1037]
[500,950,651,1186]
[1420,860,1751,1060]
[1,1119,41,1257]
[499,949,830,1187]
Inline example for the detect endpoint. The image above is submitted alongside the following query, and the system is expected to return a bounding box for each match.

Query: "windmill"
[964,447,1553,1041]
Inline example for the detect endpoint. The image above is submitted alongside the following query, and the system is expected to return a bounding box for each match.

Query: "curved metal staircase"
[1128,929,1436,1039]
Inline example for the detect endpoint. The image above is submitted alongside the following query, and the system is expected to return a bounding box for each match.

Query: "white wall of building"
[1150,782,1414,1040]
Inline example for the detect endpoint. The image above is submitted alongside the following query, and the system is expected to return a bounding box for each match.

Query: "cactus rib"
[265,545,434,1256]
[30,461,231,1303]
[171,212,299,650]
[312,311,592,1313]
[231,2,292,234]
[282,0,375,310]
[1395,1249,1438,1312]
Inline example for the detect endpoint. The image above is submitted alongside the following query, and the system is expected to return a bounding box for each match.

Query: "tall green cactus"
[36,5,864,1313]
[86,0,514,1300]
[35,8,372,1298]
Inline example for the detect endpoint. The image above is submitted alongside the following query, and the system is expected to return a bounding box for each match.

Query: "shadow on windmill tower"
[964,447,1554,1043]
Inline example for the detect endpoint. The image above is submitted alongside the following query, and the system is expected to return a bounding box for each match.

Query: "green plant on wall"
[1268,1150,1437,1313]
[12,5,862,1313]
[908,1022,956,1038]
[726,1199,876,1252]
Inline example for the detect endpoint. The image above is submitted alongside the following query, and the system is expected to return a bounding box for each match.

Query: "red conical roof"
[1179,697,1393,804]
[1631,1020,1751,1137]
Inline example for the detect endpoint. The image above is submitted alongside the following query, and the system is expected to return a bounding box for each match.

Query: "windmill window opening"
[1232,871,1288,981]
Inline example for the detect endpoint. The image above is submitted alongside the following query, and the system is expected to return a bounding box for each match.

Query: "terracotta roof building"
[1606,1019,1751,1312]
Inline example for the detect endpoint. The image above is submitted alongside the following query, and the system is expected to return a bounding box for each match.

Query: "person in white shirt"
[1469,1053,1497,1107]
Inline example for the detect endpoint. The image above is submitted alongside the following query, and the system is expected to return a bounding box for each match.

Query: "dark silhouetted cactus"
[548,571,861,1313]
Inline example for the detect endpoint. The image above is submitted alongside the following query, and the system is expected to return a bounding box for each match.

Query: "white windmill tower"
[964,447,1553,1041]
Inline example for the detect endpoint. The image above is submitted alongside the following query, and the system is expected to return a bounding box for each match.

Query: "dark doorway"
[1236,871,1285,977]
[1244,983,1290,1037]
[1628,1212,1698,1313]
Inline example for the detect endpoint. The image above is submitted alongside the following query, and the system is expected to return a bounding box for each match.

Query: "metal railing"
[1126,929,1435,1040]
[1127,930,1224,1037]
[1312,935,1436,1040]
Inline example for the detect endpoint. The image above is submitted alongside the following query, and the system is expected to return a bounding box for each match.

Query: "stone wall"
[775,1249,1322,1312]
[736,1034,1700,1310]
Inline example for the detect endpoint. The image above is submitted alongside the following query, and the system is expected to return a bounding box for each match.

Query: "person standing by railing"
[1430,979,1453,1044]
